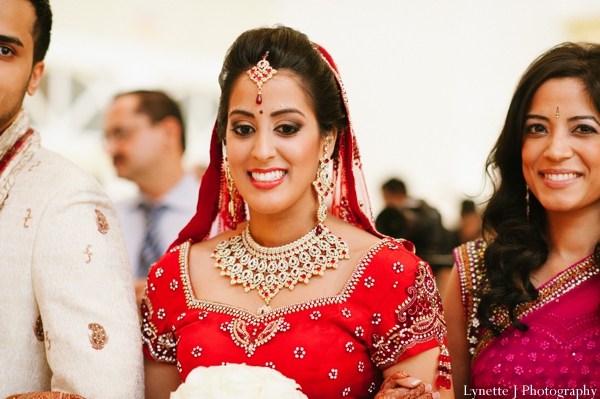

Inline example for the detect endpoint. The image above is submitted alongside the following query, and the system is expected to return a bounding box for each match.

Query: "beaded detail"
[455,239,599,360]
[212,223,349,307]
[454,239,487,356]
[371,262,448,370]
[187,239,374,321]
[141,291,179,363]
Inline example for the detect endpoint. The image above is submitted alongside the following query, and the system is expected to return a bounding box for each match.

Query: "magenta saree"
[455,240,600,398]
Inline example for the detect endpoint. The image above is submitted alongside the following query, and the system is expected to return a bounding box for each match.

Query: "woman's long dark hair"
[479,42,600,334]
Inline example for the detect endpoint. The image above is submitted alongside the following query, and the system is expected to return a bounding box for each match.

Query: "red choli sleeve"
[367,240,447,369]
[141,247,184,364]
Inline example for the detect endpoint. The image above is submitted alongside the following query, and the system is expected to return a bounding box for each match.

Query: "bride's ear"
[325,128,338,158]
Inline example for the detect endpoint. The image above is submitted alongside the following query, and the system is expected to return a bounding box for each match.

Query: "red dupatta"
[170,43,384,248]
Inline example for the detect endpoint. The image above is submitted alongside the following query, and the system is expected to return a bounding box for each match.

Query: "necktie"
[138,202,167,278]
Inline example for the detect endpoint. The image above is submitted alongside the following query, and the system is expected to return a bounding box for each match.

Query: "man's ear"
[27,61,45,96]
[159,116,184,150]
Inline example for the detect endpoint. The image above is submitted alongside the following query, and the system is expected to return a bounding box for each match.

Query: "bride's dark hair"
[480,42,600,334]
[216,25,346,148]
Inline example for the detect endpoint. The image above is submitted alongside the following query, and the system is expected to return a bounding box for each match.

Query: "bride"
[142,25,453,399]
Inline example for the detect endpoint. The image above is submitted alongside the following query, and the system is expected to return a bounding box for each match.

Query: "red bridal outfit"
[141,44,450,398]
[455,240,600,398]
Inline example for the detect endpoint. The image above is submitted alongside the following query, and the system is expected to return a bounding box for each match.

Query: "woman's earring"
[525,184,530,221]
[225,158,238,229]
[312,136,334,225]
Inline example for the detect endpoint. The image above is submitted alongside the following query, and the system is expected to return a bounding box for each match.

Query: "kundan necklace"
[212,223,349,313]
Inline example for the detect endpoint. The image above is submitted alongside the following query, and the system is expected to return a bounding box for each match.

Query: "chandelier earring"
[525,184,530,221]
[225,158,238,229]
[312,135,334,225]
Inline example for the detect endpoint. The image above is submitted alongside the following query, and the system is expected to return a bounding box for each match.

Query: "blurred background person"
[376,178,454,296]
[104,90,200,304]
[457,200,482,244]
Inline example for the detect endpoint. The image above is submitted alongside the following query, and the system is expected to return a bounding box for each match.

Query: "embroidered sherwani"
[0,111,143,398]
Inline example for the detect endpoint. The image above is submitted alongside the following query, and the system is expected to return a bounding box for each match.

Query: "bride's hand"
[375,371,440,399]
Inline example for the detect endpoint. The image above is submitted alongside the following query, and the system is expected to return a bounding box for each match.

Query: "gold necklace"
[212,223,349,311]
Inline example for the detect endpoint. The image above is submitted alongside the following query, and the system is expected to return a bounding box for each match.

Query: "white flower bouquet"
[170,363,308,399]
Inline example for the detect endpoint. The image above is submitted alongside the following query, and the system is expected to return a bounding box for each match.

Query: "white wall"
[26,0,600,227]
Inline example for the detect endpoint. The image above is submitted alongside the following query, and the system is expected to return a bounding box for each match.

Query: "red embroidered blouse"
[142,238,447,398]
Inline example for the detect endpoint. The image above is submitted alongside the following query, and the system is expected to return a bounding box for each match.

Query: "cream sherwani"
[0,111,143,398]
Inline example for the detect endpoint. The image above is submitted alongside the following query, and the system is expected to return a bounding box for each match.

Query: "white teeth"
[251,170,286,182]
[544,173,578,181]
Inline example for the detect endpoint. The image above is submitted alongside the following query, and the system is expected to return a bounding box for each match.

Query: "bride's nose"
[251,129,277,161]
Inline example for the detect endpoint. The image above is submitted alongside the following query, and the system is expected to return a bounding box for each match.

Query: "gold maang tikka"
[247,51,277,105]
[313,135,334,225]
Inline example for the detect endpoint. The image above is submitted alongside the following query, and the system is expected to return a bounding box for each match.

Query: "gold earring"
[312,136,334,225]
[225,158,238,229]
[525,184,530,221]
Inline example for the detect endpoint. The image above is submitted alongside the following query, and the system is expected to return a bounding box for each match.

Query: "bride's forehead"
[230,71,311,104]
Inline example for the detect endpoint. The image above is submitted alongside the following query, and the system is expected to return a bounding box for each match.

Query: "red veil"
[171,43,383,248]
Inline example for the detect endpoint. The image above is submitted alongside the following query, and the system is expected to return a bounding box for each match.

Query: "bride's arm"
[145,359,182,399]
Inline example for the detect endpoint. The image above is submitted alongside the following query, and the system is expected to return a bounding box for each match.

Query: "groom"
[0,0,143,397]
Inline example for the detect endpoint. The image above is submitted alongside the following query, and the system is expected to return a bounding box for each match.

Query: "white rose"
[170,363,308,399]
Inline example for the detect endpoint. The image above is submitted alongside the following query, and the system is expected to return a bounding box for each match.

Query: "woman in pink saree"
[444,42,600,398]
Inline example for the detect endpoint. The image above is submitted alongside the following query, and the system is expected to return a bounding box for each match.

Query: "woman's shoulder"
[148,244,187,281]
[453,238,487,278]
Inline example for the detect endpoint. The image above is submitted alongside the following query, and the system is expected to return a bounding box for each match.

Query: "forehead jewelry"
[556,106,560,119]
[247,51,277,105]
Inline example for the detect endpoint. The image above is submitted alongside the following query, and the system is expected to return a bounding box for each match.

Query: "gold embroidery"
[27,160,41,171]
[454,239,487,356]
[371,262,447,368]
[45,331,51,350]
[230,317,286,357]
[88,323,108,350]
[94,209,109,234]
[473,256,599,359]
[24,208,32,228]
[33,316,44,341]
[140,295,179,363]
[83,245,93,263]
[179,239,388,322]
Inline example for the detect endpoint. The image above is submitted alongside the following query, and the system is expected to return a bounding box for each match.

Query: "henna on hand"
[375,371,438,399]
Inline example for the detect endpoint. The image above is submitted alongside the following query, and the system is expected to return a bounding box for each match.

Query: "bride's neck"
[246,207,319,247]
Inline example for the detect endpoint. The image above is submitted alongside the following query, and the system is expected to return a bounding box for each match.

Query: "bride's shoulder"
[325,216,381,255]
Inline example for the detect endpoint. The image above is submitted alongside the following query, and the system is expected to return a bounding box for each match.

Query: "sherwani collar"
[0,109,41,211]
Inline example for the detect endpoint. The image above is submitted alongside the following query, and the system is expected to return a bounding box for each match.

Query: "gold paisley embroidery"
[229,317,286,357]
[33,316,44,341]
[83,245,93,263]
[371,262,447,368]
[24,208,32,228]
[88,323,108,350]
[94,209,109,234]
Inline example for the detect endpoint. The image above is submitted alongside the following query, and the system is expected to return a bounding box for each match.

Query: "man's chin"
[113,165,129,179]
